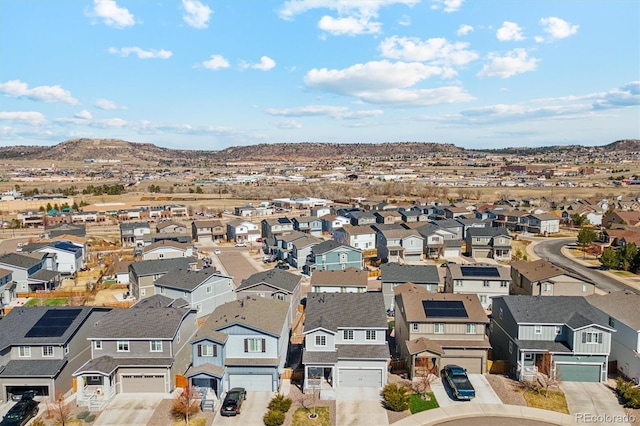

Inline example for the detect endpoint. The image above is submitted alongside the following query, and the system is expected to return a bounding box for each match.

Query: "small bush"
[30,419,46,426]
[616,378,640,409]
[267,394,292,413]
[383,383,409,412]
[263,409,286,426]
[77,411,90,420]
[85,414,96,423]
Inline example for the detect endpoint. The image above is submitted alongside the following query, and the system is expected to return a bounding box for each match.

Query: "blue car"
[441,364,475,400]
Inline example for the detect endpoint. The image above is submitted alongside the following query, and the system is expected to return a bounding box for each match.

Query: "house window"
[499,308,503,320]
[544,283,552,292]
[64,345,69,355]
[534,325,542,334]
[555,326,562,335]
[524,353,534,361]
[195,304,202,312]
[159,287,165,294]
[257,292,265,298]
[582,284,588,292]
[343,330,354,341]
[315,335,327,347]
[412,323,419,332]
[42,346,54,357]
[19,347,31,357]
[483,281,490,287]
[508,341,513,354]
[434,323,444,334]
[141,288,146,296]
[583,332,603,344]
[500,281,507,288]
[455,280,463,287]
[183,291,188,297]
[275,293,285,301]
[158,253,164,259]
[339,253,348,263]
[609,317,615,328]
[466,324,476,334]
[366,330,377,341]
[117,341,130,352]
[94,340,102,350]
[480,295,487,305]
[198,344,217,357]
[150,341,163,352]
[244,338,265,353]
[206,285,212,294]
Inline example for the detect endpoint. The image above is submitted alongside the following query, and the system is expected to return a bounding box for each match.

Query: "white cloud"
[318,15,381,36]
[457,24,473,36]
[274,120,302,129]
[0,80,79,104]
[0,111,47,125]
[95,99,120,110]
[182,0,212,29]
[379,36,478,66]
[477,49,539,79]
[74,110,93,120]
[201,54,230,70]
[86,0,135,28]
[496,21,525,41]
[398,15,411,26]
[108,47,172,59]
[247,56,276,71]
[539,17,579,40]
[431,0,463,13]
[266,105,384,120]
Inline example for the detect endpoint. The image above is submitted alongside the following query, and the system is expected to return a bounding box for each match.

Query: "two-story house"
[292,217,324,237]
[0,252,60,294]
[290,236,323,269]
[347,211,377,226]
[380,263,440,310]
[129,257,198,300]
[523,213,560,235]
[489,296,614,382]
[374,211,403,224]
[302,292,389,396]
[465,227,512,260]
[73,301,197,408]
[444,264,510,310]
[186,296,290,395]
[157,221,188,234]
[310,268,368,294]
[141,240,195,261]
[234,269,302,325]
[191,219,225,243]
[455,217,491,239]
[120,222,151,247]
[333,224,377,259]
[275,231,308,262]
[261,217,294,239]
[35,241,84,276]
[511,259,596,296]
[226,220,260,244]
[0,306,111,403]
[394,284,490,377]
[304,240,363,275]
[321,215,351,235]
[413,223,461,259]
[153,269,236,318]
[430,219,464,241]
[375,228,424,263]
[587,291,640,383]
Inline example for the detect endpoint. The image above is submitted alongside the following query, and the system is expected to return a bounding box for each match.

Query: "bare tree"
[536,351,559,397]
[171,386,201,424]
[411,370,438,396]
[47,390,71,426]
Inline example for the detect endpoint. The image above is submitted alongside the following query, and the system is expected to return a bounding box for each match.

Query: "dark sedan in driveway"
[441,365,475,400]
[220,387,246,416]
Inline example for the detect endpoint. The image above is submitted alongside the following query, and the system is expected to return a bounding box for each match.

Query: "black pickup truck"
[441,364,476,400]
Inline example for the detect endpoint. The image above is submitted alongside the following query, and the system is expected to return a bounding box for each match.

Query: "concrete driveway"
[432,374,502,407]
[94,393,167,425]
[213,391,273,425]
[336,387,388,426]
[560,382,628,423]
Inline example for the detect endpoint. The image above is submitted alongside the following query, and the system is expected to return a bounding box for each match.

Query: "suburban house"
[191,220,225,243]
[0,269,14,309]
[0,252,60,294]
[429,219,464,241]
[310,207,331,218]
[375,228,424,263]
[310,268,368,293]
[401,210,429,223]
[304,240,363,275]
[141,240,195,261]
[347,211,377,226]
[226,220,260,243]
[380,263,440,310]
[302,292,390,396]
[374,211,403,224]
[489,295,614,382]
[289,236,323,269]
[394,284,491,376]
[234,269,302,325]
[523,213,561,235]
[261,217,294,239]
[153,269,235,318]
[511,259,596,296]
[119,222,151,247]
[129,257,198,300]
[73,302,198,409]
[602,210,640,229]
[465,227,512,260]
[156,221,188,234]
[292,217,324,237]
[186,296,290,395]
[321,215,350,234]
[413,223,461,259]
[444,264,511,310]
[333,224,377,259]
[275,231,308,262]
[45,223,86,239]
[455,217,491,239]
[35,241,84,276]
[587,291,640,383]
[0,306,110,403]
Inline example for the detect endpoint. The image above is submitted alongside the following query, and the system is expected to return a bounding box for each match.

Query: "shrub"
[85,414,96,423]
[77,411,90,420]
[616,378,640,409]
[267,394,292,413]
[263,409,286,426]
[383,383,409,412]
[30,420,46,426]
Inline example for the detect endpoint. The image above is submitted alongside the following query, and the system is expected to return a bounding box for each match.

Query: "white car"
[235,242,247,247]
[214,249,221,255]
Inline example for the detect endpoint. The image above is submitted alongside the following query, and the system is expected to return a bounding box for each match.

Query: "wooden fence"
[17,291,90,299]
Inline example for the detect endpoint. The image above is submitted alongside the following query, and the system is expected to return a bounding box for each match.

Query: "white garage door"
[229,374,273,391]
[121,374,166,393]
[443,249,459,258]
[199,236,213,244]
[441,357,483,374]
[338,369,382,387]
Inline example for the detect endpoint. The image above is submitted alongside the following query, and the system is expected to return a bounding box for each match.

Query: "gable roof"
[154,268,231,292]
[528,213,560,221]
[291,236,322,249]
[310,268,368,287]
[466,227,511,238]
[236,269,301,293]
[430,219,463,229]
[313,240,359,255]
[381,263,440,284]
[448,263,511,280]
[129,257,197,276]
[304,292,387,332]
[496,295,613,330]
[0,252,43,270]
[90,306,191,339]
[157,220,186,230]
[511,259,570,282]
[338,224,375,236]
[586,291,640,330]
[203,296,289,336]
[192,219,223,228]
[142,240,189,253]
[395,289,488,324]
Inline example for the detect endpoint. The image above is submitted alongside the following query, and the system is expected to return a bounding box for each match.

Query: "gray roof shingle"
[304,292,387,332]
[201,296,289,336]
[129,257,197,276]
[154,269,231,292]
[0,359,67,377]
[89,307,190,339]
[380,263,440,284]
[236,269,301,293]
[586,291,640,330]
[0,252,42,270]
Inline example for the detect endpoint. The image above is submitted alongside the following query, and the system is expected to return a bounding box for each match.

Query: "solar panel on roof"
[422,300,468,318]
[460,266,500,277]
[25,308,82,338]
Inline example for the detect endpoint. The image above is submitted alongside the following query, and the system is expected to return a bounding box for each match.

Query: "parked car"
[220,387,246,417]
[10,391,36,402]
[275,263,290,270]
[214,249,221,255]
[0,398,39,426]
[441,365,475,400]
[235,242,247,247]
[440,261,457,267]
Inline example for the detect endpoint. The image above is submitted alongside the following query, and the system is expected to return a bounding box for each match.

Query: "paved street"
[198,244,262,287]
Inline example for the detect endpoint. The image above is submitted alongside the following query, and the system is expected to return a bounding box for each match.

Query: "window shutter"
[261,338,266,353]
[197,344,202,357]
[244,339,248,353]
[213,345,217,357]
[582,333,587,343]
[598,333,603,344]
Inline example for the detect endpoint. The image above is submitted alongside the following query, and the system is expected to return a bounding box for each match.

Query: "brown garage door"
[121,374,166,393]
[441,357,483,374]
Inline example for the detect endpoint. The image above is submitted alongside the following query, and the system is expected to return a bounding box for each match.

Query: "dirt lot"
[485,374,527,406]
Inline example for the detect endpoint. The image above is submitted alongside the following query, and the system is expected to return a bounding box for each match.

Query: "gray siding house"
[465,227,512,260]
[153,269,236,318]
[186,296,290,395]
[489,296,614,382]
[0,252,58,294]
[380,263,440,310]
[129,257,198,300]
[235,269,302,325]
[511,259,596,296]
[444,264,510,310]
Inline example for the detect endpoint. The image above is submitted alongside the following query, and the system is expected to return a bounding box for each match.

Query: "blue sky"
[1,0,638,150]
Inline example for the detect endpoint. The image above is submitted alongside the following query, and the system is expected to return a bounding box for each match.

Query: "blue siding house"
[303,240,362,275]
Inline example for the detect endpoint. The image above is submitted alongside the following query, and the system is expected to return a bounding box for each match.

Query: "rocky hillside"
[603,139,640,152]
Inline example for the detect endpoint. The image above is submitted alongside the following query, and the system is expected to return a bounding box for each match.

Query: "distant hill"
[603,139,640,152]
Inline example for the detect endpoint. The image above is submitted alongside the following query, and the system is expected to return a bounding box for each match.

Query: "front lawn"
[523,390,570,414]
[292,407,331,426]
[611,270,637,278]
[409,393,439,414]
[24,298,67,307]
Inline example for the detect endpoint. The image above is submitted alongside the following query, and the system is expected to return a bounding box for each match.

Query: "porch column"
[519,350,525,380]
[76,376,84,401]
[331,366,336,387]
[304,365,308,390]
[105,376,111,399]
